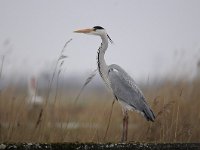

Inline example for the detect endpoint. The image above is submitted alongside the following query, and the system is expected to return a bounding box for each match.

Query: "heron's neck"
[97,35,110,86]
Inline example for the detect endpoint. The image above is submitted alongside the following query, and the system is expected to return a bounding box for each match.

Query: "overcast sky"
[0,0,200,81]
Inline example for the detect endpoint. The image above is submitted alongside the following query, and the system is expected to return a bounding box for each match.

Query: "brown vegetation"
[0,79,200,143]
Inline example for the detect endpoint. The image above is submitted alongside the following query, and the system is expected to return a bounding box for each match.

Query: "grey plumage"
[108,64,155,121]
[74,26,155,141]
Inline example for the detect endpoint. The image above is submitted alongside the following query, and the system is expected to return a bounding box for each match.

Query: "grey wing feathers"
[108,64,155,122]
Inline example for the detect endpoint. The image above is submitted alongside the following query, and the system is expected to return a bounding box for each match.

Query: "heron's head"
[74,26,113,43]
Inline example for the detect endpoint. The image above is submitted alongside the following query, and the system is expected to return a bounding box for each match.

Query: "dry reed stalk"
[103,99,115,141]
[34,38,72,141]
[74,69,97,104]
[156,100,175,118]
[0,55,5,80]
[174,103,180,142]
[35,108,43,128]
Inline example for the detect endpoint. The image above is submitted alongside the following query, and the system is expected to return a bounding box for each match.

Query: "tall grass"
[0,78,200,143]
[0,39,200,143]
[34,38,72,129]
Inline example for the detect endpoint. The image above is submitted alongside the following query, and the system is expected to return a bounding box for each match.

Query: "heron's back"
[108,64,155,122]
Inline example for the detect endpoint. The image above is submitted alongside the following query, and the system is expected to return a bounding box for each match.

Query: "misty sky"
[0,0,200,81]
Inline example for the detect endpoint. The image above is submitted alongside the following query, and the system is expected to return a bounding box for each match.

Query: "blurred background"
[0,0,200,143]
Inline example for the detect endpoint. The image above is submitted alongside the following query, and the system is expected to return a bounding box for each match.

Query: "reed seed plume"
[74,69,97,104]
[45,38,72,104]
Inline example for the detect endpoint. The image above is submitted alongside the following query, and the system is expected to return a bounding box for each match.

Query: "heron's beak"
[74,28,93,33]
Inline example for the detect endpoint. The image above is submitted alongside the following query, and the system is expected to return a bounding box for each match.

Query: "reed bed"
[0,78,200,143]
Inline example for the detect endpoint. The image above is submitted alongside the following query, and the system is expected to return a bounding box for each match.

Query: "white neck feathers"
[97,35,110,87]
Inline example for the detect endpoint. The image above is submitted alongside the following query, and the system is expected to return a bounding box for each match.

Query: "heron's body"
[108,64,155,121]
[74,26,155,142]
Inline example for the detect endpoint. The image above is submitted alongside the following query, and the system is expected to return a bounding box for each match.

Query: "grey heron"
[74,26,155,142]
